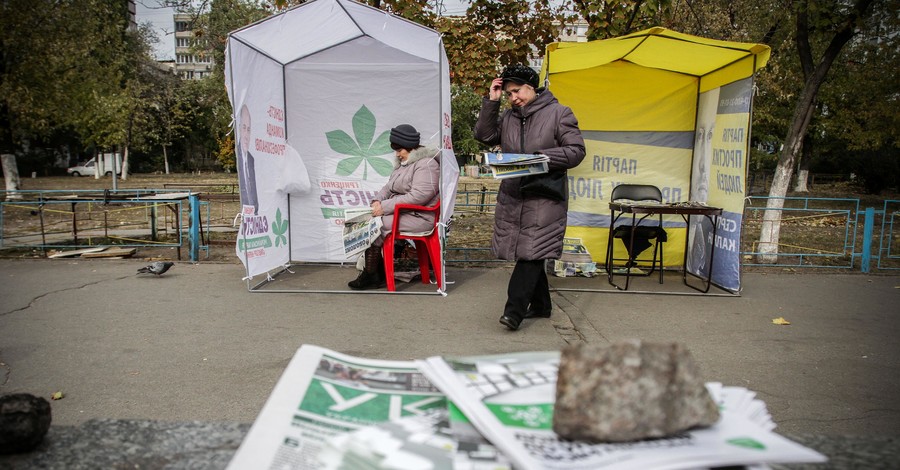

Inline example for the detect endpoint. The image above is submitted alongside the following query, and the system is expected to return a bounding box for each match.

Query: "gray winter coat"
[373,146,441,240]
[474,90,585,260]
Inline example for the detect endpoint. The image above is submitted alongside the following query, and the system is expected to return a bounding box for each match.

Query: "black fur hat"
[500,64,539,89]
[389,124,420,149]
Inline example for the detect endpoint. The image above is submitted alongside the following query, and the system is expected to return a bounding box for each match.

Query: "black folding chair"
[605,184,668,290]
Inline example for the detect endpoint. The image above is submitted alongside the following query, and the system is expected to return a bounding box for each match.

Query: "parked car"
[67,154,122,176]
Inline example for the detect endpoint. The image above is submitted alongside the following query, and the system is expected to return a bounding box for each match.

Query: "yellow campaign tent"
[541,27,770,292]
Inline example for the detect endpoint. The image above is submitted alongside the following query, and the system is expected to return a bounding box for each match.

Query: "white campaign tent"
[225,0,458,291]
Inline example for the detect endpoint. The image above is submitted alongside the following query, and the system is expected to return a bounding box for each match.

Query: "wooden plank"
[48,247,107,259]
[135,192,192,201]
[80,247,137,258]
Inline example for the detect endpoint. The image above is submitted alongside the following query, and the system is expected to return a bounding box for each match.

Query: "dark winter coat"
[474,90,585,260]
[373,146,441,240]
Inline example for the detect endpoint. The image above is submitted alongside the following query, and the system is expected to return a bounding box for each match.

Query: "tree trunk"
[163,145,170,174]
[756,0,872,263]
[121,145,129,181]
[110,148,118,191]
[1,154,21,199]
[794,168,809,192]
[756,81,817,263]
[794,134,812,192]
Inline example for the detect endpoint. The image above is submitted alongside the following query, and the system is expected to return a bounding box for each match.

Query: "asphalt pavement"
[0,258,898,442]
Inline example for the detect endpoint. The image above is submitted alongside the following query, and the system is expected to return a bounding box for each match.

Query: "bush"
[851,149,899,194]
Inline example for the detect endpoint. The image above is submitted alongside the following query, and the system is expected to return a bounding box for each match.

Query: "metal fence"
[446,189,900,271]
[740,197,861,269]
[0,189,211,260]
[445,184,500,264]
[877,199,900,270]
[454,183,498,213]
[5,184,896,271]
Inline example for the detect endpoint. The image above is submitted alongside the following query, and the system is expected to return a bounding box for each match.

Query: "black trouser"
[504,259,550,320]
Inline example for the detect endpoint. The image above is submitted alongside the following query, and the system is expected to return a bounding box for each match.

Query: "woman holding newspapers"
[348,124,441,290]
[474,64,585,330]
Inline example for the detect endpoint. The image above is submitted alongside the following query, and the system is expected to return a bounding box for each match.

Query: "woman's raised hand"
[488,78,503,101]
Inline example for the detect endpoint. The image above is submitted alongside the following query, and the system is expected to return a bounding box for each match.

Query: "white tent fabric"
[225,0,458,287]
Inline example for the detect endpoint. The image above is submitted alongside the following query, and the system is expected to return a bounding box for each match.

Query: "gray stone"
[553,340,719,442]
[0,393,52,454]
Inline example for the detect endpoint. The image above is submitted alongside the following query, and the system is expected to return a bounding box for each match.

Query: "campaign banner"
[286,63,444,263]
[685,78,753,292]
[565,133,693,266]
[228,41,293,278]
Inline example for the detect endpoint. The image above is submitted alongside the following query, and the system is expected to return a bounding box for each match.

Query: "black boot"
[348,247,386,290]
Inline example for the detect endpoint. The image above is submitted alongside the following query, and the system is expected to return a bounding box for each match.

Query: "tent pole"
[287,194,292,261]
[438,39,446,293]
[739,57,760,294]
[283,62,292,264]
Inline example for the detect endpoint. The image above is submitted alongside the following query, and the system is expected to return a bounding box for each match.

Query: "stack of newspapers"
[553,237,598,277]
[485,152,550,179]
[227,345,827,470]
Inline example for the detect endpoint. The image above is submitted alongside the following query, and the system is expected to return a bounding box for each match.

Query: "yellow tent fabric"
[542,27,770,93]
[541,28,769,290]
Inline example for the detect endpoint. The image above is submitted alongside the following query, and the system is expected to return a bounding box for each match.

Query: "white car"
[67,157,120,176]
[67,161,97,176]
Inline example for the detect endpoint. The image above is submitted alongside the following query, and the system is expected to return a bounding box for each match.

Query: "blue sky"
[136,0,471,61]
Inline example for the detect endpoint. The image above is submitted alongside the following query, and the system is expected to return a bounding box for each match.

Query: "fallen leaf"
[51,391,65,400]
[772,317,791,326]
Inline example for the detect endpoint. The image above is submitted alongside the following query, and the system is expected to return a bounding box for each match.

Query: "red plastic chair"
[383,201,442,292]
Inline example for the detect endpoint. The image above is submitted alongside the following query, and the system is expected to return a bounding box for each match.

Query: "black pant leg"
[528,267,551,314]
[504,260,544,320]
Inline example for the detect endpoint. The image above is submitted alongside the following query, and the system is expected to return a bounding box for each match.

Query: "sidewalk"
[1,259,898,466]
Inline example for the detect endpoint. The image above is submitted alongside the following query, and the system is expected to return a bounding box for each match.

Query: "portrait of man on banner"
[686,89,718,277]
[237,104,259,215]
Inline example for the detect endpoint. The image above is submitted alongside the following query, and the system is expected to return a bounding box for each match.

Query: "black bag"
[519,171,567,201]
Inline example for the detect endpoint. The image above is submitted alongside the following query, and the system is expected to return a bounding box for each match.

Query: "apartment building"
[173,13,213,80]
[529,18,590,71]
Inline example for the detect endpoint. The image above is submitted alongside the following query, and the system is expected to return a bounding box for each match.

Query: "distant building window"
[177,38,190,47]
[175,21,190,32]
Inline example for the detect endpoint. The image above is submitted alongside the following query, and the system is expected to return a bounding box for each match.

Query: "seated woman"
[348,124,441,290]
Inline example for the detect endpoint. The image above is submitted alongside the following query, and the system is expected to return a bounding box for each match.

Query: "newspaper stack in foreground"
[485,152,549,179]
[227,345,827,470]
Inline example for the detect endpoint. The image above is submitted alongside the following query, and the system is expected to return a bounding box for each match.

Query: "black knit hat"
[500,64,539,89]
[389,124,420,149]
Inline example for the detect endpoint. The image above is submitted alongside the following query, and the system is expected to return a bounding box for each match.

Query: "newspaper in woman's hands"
[343,207,382,258]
